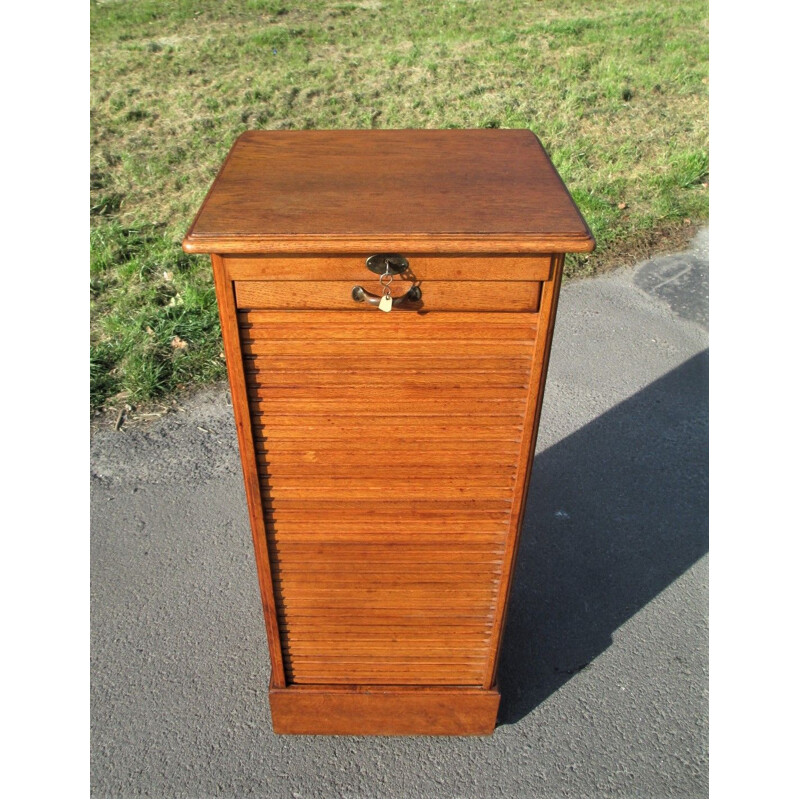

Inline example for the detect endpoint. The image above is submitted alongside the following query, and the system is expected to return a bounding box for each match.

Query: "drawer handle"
[351,285,422,307]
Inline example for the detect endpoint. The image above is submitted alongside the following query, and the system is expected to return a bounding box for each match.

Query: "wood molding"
[269,683,501,736]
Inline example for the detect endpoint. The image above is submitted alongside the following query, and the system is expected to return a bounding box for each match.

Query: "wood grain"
[239,308,537,687]
[210,255,286,688]
[249,398,526,417]
[182,130,595,254]
[233,279,542,312]
[243,346,533,364]
[487,253,567,687]
[269,684,501,735]
[225,253,553,281]
[238,309,540,337]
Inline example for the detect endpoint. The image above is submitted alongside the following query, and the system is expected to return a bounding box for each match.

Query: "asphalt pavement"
[90,229,709,798]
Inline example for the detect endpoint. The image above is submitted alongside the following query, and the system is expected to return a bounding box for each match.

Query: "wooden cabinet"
[183,130,594,735]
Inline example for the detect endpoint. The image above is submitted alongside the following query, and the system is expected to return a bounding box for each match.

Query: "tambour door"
[214,254,558,692]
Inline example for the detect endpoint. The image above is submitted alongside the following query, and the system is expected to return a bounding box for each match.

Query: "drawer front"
[240,310,539,686]
[234,279,541,312]
[224,253,553,281]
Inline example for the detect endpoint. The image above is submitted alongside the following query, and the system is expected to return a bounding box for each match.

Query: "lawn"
[90,0,708,412]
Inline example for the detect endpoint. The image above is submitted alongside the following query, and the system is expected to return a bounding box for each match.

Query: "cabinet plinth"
[184,130,594,735]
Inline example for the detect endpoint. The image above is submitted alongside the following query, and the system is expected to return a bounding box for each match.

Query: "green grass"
[90,0,708,411]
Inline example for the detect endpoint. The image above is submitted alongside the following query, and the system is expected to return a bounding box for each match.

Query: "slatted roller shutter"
[237,310,538,686]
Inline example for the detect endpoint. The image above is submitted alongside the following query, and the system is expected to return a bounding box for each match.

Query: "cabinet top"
[183,130,595,255]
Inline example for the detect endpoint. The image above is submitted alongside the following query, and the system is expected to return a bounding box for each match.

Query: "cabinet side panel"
[483,254,565,687]
[211,254,286,688]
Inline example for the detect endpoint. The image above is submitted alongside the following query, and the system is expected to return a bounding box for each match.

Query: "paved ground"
[91,230,709,798]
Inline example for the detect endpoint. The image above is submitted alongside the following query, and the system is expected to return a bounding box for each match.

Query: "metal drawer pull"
[351,285,422,307]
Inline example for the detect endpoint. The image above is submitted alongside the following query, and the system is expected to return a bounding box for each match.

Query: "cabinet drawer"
[234,280,541,312]
[224,254,553,281]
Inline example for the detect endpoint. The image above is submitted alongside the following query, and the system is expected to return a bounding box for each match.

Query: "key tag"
[378,268,393,312]
[378,292,393,312]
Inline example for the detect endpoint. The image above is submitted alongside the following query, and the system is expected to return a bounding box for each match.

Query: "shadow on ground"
[497,350,708,724]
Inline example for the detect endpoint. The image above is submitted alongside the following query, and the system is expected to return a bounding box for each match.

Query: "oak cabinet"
[183,130,594,735]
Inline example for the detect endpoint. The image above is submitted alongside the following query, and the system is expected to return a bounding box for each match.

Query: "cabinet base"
[269,683,501,736]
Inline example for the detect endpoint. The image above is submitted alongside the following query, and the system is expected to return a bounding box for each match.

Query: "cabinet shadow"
[497,349,708,724]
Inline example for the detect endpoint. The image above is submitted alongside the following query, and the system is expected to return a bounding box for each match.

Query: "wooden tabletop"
[183,129,595,254]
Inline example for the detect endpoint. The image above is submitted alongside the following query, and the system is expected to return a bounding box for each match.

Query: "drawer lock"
[365,254,409,275]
